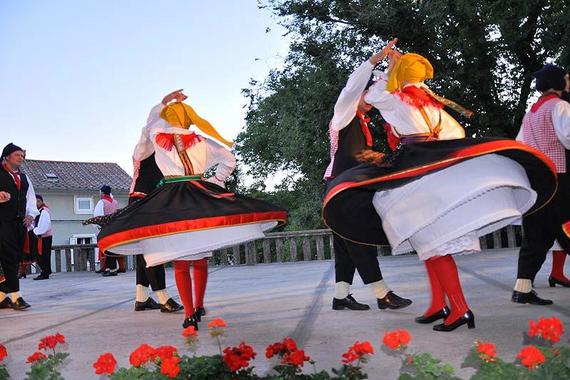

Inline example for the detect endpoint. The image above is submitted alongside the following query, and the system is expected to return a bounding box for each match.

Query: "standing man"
[93,185,120,277]
[512,64,570,305]
[0,143,39,310]
[32,194,53,280]
[325,39,412,311]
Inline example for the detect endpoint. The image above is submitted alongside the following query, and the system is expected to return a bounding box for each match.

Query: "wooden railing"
[36,226,523,273]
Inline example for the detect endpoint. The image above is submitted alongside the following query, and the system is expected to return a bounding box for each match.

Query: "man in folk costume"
[93,185,121,277]
[512,64,570,304]
[0,191,10,284]
[323,51,557,331]
[0,143,39,310]
[325,38,412,312]
[87,91,287,329]
[31,194,53,280]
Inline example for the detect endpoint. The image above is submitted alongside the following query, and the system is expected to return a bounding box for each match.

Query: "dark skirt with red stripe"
[323,138,557,247]
[95,179,288,266]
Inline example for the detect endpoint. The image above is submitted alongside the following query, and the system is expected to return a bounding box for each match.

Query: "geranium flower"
[208,318,227,329]
[342,341,374,364]
[283,349,310,367]
[182,326,198,338]
[93,353,117,375]
[0,344,7,362]
[155,346,177,361]
[27,351,47,363]
[223,342,256,372]
[517,345,545,370]
[383,329,411,350]
[38,332,66,351]
[475,341,496,362]
[160,356,181,378]
[528,316,564,344]
[129,343,156,367]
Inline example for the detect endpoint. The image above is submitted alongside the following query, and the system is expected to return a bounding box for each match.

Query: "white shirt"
[33,207,52,236]
[516,100,570,148]
[133,104,236,186]
[364,74,465,140]
[93,199,105,217]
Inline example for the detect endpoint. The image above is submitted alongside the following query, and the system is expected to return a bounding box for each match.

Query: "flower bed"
[1,316,569,379]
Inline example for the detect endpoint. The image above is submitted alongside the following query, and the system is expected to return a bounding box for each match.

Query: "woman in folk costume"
[88,91,287,328]
[323,52,558,331]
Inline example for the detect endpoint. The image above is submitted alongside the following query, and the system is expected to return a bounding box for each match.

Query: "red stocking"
[174,261,194,318]
[550,250,570,282]
[193,259,208,308]
[429,255,470,326]
[422,260,447,317]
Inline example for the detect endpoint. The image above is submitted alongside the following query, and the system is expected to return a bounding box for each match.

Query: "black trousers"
[334,234,383,284]
[517,173,570,280]
[38,236,52,276]
[0,219,26,293]
[135,254,166,291]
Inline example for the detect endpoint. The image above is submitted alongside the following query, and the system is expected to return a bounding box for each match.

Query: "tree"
[235,0,570,230]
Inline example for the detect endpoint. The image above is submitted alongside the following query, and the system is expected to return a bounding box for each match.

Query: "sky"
[0,0,290,174]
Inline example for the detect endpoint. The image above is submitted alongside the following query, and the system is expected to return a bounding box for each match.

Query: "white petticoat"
[372,154,537,261]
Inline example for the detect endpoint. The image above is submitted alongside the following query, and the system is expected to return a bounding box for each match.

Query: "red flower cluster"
[342,341,375,364]
[181,326,198,338]
[383,329,411,350]
[155,345,178,361]
[129,343,157,367]
[208,318,227,329]
[93,353,117,375]
[223,342,256,372]
[517,345,546,370]
[38,333,65,351]
[0,344,7,362]
[528,316,564,344]
[265,337,310,367]
[160,356,181,378]
[475,341,496,363]
[27,351,47,364]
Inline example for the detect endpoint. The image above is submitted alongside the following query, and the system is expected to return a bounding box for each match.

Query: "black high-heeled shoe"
[193,307,206,322]
[182,315,199,330]
[414,306,450,324]
[548,276,570,288]
[433,310,475,332]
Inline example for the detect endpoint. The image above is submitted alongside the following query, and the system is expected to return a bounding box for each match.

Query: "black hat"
[100,185,112,195]
[1,143,23,159]
[533,64,567,92]
[35,194,44,202]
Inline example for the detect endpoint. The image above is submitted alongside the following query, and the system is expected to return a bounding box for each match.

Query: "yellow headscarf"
[386,53,434,92]
[160,102,234,148]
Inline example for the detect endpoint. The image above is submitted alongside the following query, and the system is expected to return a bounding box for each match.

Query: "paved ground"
[1,249,569,379]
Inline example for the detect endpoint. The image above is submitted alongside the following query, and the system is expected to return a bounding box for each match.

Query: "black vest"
[132,153,164,195]
[0,168,30,221]
[331,116,370,177]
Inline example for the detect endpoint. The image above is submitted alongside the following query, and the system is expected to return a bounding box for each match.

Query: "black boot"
[332,294,370,311]
[415,306,450,324]
[433,310,475,332]
[182,315,199,330]
[377,291,412,310]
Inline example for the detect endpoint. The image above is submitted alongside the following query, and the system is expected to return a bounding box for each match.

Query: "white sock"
[136,285,149,302]
[155,289,170,305]
[334,281,351,299]
[371,280,390,299]
[514,279,532,293]
[10,292,21,302]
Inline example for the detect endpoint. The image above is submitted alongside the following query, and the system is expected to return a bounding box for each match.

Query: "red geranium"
[182,326,198,338]
[129,343,156,367]
[475,341,496,362]
[517,345,546,370]
[208,318,227,329]
[342,341,374,364]
[223,342,256,372]
[155,345,178,361]
[38,332,65,351]
[160,356,181,378]
[383,329,411,350]
[0,344,7,362]
[528,316,564,344]
[27,351,47,363]
[93,353,117,375]
[283,349,310,367]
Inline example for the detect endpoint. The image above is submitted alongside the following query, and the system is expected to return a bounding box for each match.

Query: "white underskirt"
[109,222,277,267]
[372,154,537,261]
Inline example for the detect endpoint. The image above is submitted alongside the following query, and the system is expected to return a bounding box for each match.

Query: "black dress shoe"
[95,269,104,274]
[548,276,570,288]
[193,307,206,322]
[511,290,553,305]
[415,306,450,324]
[12,297,31,311]
[102,270,118,277]
[33,274,49,281]
[135,297,161,311]
[377,291,413,310]
[0,298,13,309]
[433,310,475,332]
[182,315,199,330]
[160,298,183,313]
[332,294,370,311]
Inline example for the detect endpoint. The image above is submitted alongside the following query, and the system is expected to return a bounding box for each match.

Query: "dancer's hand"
[162,89,188,105]
[0,191,10,203]
[23,215,33,228]
[369,38,398,65]
[387,50,402,71]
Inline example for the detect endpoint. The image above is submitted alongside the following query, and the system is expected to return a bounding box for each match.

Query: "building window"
[74,196,93,214]
[70,234,96,245]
